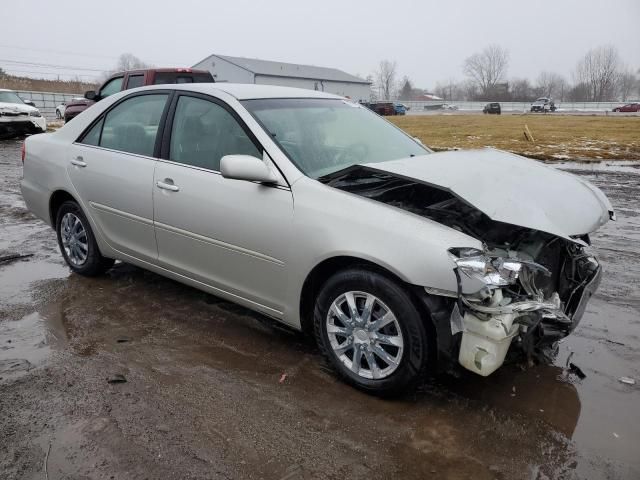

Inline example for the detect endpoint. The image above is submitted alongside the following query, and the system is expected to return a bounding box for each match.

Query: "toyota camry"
[21,83,613,393]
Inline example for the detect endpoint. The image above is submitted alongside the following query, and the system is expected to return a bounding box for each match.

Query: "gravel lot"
[1,139,639,479]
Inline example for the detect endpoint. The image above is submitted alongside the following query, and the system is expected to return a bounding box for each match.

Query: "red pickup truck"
[63,68,214,122]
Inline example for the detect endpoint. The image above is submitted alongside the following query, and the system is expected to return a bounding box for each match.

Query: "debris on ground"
[279,373,287,384]
[524,124,535,142]
[0,253,34,264]
[107,374,127,384]
[618,377,636,386]
[568,363,587,380]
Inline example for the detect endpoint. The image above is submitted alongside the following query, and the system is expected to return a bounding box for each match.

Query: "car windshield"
[242,98,429,179]
[0,91,26,104]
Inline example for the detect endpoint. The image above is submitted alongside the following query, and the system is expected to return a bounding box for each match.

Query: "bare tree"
[617,68,637,101]
[398,76,414,100]
[574,45,620,101]
[365,74,376,101]
[99,53,152,82]
[463,45,509,98]
[509,78,534,101]
[375,60,397,100]
[116,53,151,71]
[535,72,566,99]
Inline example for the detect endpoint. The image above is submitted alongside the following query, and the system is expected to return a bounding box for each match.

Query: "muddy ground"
[1,139,639,480]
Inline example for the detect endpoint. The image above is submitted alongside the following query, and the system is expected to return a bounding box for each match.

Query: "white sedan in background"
[56,102,66,119]
[0,89,46,139]
[21,83,611,393]
[55,98,85,119]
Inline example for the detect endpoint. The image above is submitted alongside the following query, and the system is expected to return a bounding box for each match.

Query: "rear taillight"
[21,142,26,163]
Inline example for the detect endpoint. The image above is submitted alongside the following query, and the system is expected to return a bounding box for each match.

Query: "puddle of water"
[0,259,69,305]
[553,160,640,174]
[0,307,68,380]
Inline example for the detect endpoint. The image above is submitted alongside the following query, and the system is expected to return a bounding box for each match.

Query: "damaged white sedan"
[0,89,46,139]
[21,84,612,393]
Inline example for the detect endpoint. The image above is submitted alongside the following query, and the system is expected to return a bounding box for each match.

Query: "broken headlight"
[449,248,523,287]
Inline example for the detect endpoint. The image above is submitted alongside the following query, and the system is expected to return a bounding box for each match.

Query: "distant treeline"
[0,71,97,94]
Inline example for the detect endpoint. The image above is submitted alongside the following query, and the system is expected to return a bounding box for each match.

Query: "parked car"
[483,102,501,114]
[367,101,396,116]
[394,103,407,115]
[0,89,46,139]
[612,102,640,112]
[63,68,214,122]
[530,97,556,112]
[21,84,612,393]
[56,103,66,119]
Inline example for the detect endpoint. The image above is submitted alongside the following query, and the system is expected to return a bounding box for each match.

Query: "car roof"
[130,83,343,100]
[109,68,211,76]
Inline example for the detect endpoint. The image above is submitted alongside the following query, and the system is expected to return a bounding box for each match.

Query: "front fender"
[282,178,482,325]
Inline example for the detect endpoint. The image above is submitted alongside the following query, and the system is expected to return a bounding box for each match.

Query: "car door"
[68,91,170,262]
[153,93,293,316]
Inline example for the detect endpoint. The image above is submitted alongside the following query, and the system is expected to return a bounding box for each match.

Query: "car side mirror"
[85,90,97,100]
[220,155,279,184]
[22,99,36,107]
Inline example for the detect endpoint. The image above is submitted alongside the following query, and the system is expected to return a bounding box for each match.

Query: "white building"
[192,54,371,102]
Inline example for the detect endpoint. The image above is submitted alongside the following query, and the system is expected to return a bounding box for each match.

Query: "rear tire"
[55,200,114,276]
[313,268,430,394]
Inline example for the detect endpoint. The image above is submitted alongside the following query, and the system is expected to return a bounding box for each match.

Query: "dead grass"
[0,74,97,95]
[389,114,640,161]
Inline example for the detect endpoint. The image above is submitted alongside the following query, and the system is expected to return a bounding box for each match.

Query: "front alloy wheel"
[326,292,404,380]
[314,269,431,394]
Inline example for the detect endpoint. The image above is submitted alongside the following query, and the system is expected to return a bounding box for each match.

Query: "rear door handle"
[156,180,179,192]
[70,157,87,167]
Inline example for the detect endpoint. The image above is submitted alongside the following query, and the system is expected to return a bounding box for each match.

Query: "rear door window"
[99,94,168,156]
[80,117,104,146]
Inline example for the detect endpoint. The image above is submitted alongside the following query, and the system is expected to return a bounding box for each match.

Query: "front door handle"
[70,157,87,167]
[156,180,179,192]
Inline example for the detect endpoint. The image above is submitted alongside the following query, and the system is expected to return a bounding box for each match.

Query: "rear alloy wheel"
[55,201,114,276]
[314,269,430,394]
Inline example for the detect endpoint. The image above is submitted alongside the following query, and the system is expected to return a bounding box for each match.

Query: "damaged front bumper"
[0,117,47,139]
[446,248,602,376]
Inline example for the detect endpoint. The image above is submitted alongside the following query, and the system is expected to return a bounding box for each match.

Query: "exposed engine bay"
[322,165,603,375]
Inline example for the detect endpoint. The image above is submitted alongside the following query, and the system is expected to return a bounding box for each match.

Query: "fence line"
[11,89,633,121]
[399,100,625,112]
[15,90,84,121]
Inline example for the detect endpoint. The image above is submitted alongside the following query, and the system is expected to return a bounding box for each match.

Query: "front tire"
[55,201,114,276]
[313,269,430,394]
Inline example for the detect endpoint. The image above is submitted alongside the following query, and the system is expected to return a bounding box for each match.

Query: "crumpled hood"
[363,149,613,239]
[0,101,38,115]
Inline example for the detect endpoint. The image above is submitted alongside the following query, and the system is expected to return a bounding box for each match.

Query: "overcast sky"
[3,0,639,87]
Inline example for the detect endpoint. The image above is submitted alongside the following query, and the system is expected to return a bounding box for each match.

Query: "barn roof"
[195,54,370,85]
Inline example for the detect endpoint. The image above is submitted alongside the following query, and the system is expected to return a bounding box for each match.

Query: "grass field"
[389,114,640,161]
